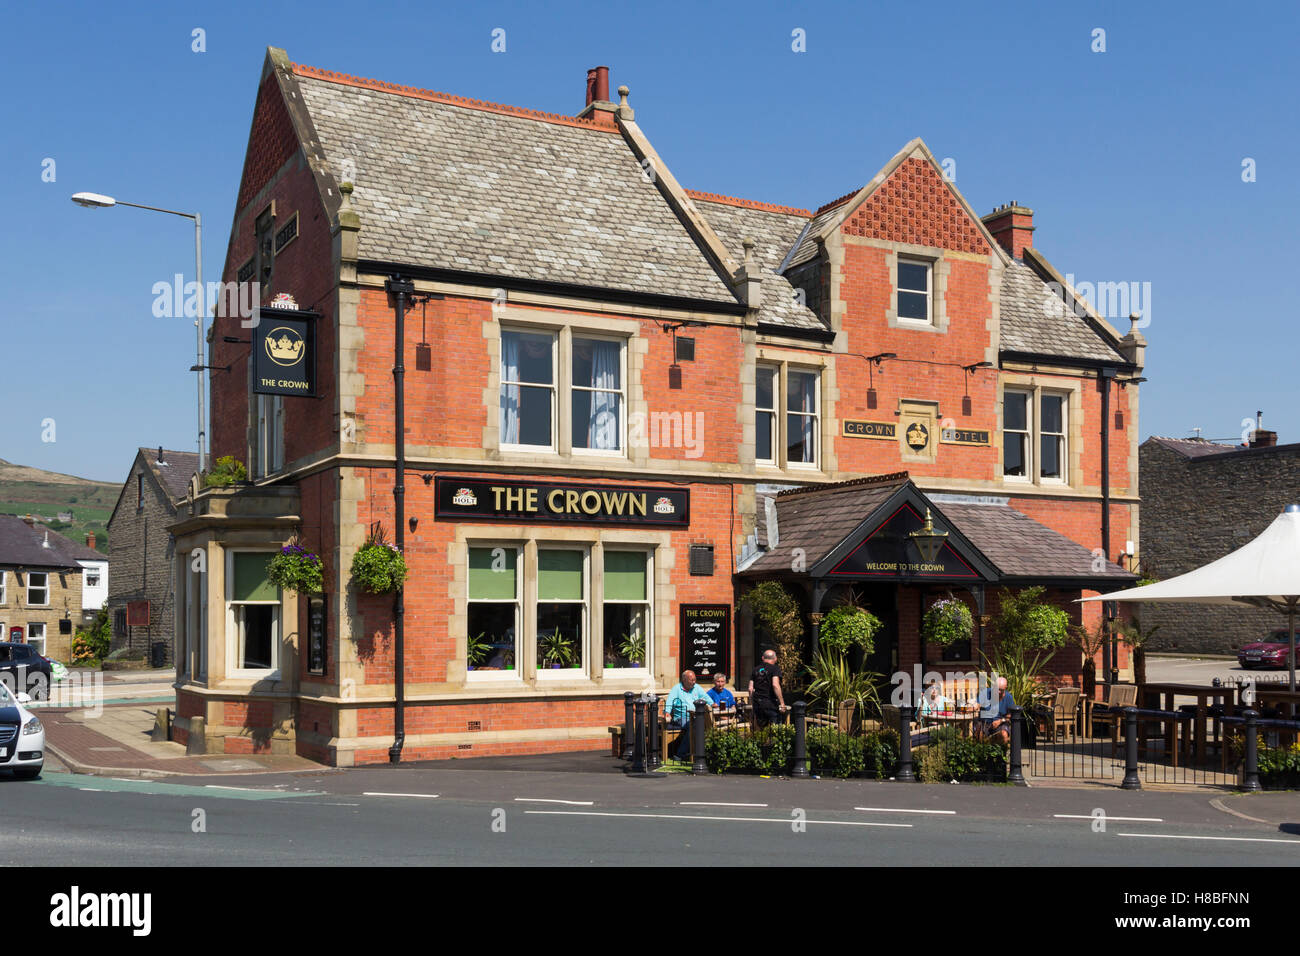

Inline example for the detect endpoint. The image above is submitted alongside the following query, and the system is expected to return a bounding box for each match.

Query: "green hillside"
[0,458,119,554]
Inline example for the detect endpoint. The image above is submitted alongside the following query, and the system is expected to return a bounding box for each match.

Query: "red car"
[1238,629,1300,669]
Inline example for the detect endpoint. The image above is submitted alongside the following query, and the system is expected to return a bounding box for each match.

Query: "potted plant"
[202,455,248,488]
[467,631,491,670]
[923,597,974,648]
[539,629,577,668]
[267,540,325,595]
[617,632,646,667]
[349,522,408,594]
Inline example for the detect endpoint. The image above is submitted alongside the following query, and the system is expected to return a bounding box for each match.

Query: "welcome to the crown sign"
[252,293,318,397]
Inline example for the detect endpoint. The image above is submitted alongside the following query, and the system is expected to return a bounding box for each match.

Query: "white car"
[0,682,43,779]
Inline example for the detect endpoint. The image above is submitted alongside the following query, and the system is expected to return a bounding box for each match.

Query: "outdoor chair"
[1046,687,1082,743]
[1091,684,1137,754]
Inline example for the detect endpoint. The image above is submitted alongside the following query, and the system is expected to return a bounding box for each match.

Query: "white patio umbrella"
[1081,503,1300,693]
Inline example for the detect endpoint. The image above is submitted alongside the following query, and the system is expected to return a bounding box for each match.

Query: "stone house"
[0,514,103,661]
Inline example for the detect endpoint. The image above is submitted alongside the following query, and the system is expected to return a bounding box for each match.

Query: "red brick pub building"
[170,49,1145,764]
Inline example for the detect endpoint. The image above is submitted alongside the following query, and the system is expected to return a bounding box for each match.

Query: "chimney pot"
[86,531,96,550]
[981,202,1035,258]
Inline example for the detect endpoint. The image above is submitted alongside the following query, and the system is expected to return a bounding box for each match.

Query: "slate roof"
[1144,436,1239,459]
[999,260,1128,363]
[690,195,827,331]
[0,515,102,570]
[785,202,849,269]
[742,478,1134,583]
[139,448,200,503]
[937,502,1132,580]
[293,71,739,305]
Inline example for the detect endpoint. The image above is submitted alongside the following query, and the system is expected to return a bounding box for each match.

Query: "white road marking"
[680,801,768,808]
[514,798,595,805]
[1118,832,1300,845]
[205,785,277,792]
[362,791,440,799]
[855,806,956,815]
[1054,814,1163,822]
[524,810,911,828]
[79,788,104,792]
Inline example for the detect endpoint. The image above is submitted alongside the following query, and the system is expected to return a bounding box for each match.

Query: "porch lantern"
[908,508,948,565]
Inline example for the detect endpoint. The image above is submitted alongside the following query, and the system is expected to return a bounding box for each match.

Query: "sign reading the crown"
[252,297,316,397]
[434,477,690,527]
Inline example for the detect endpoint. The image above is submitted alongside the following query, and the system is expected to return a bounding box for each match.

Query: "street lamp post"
[72,192,207,472]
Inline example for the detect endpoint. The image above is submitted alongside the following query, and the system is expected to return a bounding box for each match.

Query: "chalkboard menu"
[680,605,730,678]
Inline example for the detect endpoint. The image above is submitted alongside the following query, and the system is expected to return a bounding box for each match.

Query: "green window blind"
[232,553,278,602]
[468,547,517,600]
[538,550,583,600]
[603,551,646,601]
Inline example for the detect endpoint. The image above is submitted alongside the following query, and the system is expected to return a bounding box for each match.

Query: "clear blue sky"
[2,0,1295,482]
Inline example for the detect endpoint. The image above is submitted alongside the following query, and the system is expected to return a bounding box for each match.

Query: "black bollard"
[1008,705,1025,785]
[1242,709,1261,793]
[692,699,710,774]
[1121,706,1141,790]
[646,693,661,769]
[629,698,646,774]
[896,705,916,782]
[791,701,809,778]
[622,692,635,760]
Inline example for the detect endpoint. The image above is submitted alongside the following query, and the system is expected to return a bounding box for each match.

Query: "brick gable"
[843,157,991,255]
[236,73,300,212]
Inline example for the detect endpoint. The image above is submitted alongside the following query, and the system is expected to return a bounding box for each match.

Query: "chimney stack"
[22,515,34,526]
[981,202,1035,258]
[86,531,96,550]
[578,65,618,129]
[1250,410,1278,448]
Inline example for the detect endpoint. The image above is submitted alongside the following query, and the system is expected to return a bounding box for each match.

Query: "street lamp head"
[71,192,117,208]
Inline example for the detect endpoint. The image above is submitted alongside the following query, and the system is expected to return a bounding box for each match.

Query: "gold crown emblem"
[265,327,305,366]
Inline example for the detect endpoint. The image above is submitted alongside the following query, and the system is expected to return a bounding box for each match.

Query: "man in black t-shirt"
[748,648,787,727]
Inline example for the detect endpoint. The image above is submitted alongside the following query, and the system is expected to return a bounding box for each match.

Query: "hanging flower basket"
[267,541,325,595]
[350,522,408,594]
[923,598,974,647]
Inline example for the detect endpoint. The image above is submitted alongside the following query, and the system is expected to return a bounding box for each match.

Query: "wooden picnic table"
[1139,682,1239,766]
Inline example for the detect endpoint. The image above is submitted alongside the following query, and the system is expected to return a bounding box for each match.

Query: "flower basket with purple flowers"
[350,522,408,595]
[267,540,325,595]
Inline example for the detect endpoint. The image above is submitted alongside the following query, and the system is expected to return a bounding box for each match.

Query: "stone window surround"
[448,523,674,693]
[752,346,831,475]
[997,373,1083,489]
[483,307,645,465]
[224,546,284,683]
[884,242,953,334]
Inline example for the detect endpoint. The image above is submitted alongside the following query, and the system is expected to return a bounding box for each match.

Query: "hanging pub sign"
[434,477,689,527]
[252,294,317,397]
[680,604,730,679]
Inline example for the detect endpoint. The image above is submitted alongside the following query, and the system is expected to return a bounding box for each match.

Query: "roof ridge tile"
[684,189,812,218]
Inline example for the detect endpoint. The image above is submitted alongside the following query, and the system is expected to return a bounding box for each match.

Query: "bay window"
[228,552,280,674]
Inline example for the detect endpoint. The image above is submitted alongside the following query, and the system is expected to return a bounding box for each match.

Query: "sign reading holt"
[252,294,317,397]
[435,477,690,527]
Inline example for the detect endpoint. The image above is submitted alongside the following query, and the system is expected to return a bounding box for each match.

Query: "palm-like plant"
[539,629,578,668]
[805,648,882,720]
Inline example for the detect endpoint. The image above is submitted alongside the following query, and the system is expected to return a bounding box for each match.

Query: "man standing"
[748,649,786,727]
[665,669,710,760]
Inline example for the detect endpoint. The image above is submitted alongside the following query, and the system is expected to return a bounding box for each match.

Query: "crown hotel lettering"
[435,477,689,526]
[486,486,655,516]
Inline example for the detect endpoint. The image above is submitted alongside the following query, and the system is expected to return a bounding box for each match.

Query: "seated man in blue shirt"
[978,676,1016,744]
[665,669,711,760]
[707,672,736,710]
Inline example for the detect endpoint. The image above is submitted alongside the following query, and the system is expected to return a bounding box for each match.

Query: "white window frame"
[225,550,281,679]
[785,367,821,469]
[535,546,589,680]
[26,623,45,656]
[0,571,6,606]
[896,256,933,325]
[254,393,284,478]
[85,568,101,589]
[1038,392,1068,485]
[570,333,627,457]
[466,543,523,684]
[500,327,559,453]
[26,572,49,607]
[755,365,778,465]
[1002,388,1032,483]
[601,548,653,678]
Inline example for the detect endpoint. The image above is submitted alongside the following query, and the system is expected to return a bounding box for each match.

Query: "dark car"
[0,643,53,700]
[1238,629,1300,670]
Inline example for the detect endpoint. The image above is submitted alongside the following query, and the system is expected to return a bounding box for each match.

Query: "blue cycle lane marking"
[32,772,323,801]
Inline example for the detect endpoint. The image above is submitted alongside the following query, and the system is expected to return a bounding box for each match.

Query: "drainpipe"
[385,276,413,763]
[1099,367,1117,684]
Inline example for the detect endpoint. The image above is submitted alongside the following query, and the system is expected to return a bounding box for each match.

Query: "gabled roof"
[289,63,740,306]
[0,516,100,570]
[1143,436,1239,459]
[107,448,198,530]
